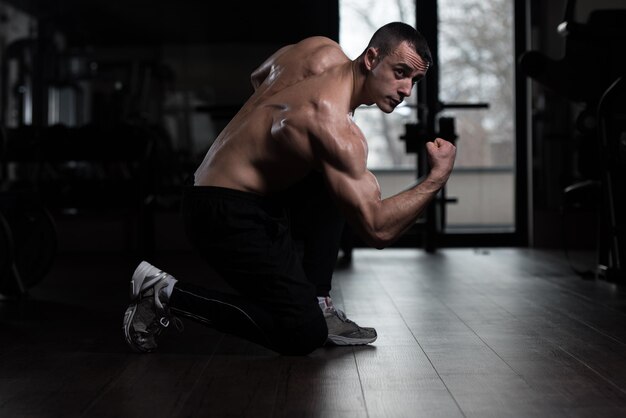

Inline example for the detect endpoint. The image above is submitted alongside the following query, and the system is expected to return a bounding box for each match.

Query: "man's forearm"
[356,176,445,249]
[371,176,445,248]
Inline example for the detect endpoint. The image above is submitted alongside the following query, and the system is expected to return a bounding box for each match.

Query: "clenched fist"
[425,137,456,184]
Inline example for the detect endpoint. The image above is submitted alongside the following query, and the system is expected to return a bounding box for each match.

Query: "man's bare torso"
[194,37,355,194]
[191,25,455,249]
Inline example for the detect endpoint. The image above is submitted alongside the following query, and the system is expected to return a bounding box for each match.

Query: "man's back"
[194,37,352,194]
[124,22,454,358]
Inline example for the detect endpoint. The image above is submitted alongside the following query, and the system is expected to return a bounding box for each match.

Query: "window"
[340,0,417,170]
[340,0,516,232]
[439,0,515,231]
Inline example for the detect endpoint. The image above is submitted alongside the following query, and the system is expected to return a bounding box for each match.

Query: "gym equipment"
[0,192,58,296]
[519,0,626,282]
[0,126,58,297]
[596,76,625,281]
[400,117,463,252]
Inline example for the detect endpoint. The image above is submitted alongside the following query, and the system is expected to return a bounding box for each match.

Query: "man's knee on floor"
[273,314,327,355]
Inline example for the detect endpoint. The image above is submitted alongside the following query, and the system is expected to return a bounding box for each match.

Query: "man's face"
[365,42,429,113]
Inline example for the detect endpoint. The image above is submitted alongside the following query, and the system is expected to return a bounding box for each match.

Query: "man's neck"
[349,59,364,113]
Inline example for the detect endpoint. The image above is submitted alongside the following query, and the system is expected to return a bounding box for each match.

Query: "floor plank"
[3,248,626,417]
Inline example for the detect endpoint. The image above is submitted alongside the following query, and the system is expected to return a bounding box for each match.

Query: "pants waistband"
[182,185,287,213]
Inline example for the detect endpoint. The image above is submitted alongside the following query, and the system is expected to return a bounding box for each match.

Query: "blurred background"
[0,0,624,295]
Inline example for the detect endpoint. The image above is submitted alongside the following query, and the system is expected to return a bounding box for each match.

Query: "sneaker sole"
[130,261,164,300]
[327,334,377,346]
[123,303,153,353]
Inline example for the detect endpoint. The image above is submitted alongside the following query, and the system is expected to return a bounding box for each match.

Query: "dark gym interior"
[1,0,626,416]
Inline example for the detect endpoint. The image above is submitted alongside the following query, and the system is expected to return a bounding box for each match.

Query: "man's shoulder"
[293,37,347,63]
[305,101,365,146]
[296,36,340,49]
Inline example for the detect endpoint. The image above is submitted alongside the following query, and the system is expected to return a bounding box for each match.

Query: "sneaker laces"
[329,307,360,326]
[320,296,354,324]
[333,307,352,323]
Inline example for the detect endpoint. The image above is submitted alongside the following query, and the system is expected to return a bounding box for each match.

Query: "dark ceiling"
[7,0,339,46]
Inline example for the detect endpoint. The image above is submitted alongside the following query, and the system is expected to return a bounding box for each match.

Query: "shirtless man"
[123,22,456,355]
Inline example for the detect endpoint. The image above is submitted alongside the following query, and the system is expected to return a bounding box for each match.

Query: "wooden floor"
[2,248,626,417]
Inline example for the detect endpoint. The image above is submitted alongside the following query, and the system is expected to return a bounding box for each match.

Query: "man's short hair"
[367,22,433,68]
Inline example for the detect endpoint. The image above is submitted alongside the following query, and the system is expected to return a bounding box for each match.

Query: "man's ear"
[364,47,380,70]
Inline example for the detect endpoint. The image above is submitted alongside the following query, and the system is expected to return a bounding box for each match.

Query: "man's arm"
[320,133,456,249]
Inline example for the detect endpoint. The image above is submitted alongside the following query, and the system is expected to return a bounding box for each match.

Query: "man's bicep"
[312,116,380,214]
